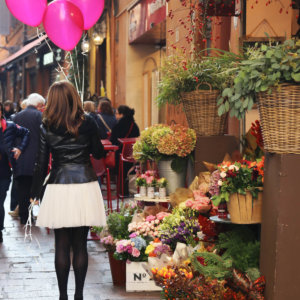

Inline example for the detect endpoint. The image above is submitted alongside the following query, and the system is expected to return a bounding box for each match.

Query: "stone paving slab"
[0,188,160,300]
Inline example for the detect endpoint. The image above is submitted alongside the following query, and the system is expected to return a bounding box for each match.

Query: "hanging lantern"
[81,38,90,53]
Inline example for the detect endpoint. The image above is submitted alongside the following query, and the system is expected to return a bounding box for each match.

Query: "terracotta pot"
[108,251,126,286]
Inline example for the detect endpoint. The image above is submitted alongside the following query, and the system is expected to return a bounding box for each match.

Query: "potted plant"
[218,39,300,154]
[157,178,168,198]
[100,203,138,285]
[156,51,239,136]
[133,124,196,194]
[135,176,147,197]
[210,158,264,224]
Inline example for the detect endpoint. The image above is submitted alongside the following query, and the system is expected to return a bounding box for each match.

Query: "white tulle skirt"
[36,181,107,229]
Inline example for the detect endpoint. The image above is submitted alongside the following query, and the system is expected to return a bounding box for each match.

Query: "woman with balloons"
[5,0,105,51]
[30,81,107,300]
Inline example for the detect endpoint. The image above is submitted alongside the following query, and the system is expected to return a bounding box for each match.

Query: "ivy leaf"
[218,104,225,116]
[291,72,300,82]
[260,85,268,92]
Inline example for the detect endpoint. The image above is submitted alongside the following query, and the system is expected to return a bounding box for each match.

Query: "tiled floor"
[0,186,160,300]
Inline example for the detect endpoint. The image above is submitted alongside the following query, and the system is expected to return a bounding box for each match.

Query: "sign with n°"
[126,262,162,292]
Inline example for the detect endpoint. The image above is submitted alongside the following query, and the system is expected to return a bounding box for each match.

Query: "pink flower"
[156,212,171,220]
[129,232,138,238]
[146,176,154,184]
[132,247,140,257]
[146,215,156,222]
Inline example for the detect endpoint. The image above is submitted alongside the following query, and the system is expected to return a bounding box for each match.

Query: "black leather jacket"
[31,114,105,199]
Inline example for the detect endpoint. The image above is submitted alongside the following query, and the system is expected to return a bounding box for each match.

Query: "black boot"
[0,231,3,243]
[59,295,68,300]
[74,295,83,300]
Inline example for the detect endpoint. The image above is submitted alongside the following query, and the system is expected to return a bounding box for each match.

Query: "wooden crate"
[126,262,161,292]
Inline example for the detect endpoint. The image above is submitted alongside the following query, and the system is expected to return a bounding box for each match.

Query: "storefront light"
[92,32,104,46]
[81,38,90,53]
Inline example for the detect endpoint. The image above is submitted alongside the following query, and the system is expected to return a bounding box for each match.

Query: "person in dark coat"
[12,93,45,224]
[96,100,117,139]
[83,100,107,139]
[0,103,29,242]
[3,100,15,121]
[30,81,106,300]
[110,105,140,196]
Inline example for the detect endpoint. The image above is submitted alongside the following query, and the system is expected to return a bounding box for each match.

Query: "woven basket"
[181,83,227,136]
[227,191,262,224]
[257,83,300,154]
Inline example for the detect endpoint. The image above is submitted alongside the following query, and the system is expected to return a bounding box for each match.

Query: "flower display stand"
[126,262,161,292]
[227,191,262,224]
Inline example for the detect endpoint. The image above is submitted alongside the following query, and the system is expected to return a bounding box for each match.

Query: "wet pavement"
[0,188,160,300]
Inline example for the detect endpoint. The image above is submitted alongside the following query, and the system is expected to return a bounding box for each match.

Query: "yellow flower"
[145,244,155,255]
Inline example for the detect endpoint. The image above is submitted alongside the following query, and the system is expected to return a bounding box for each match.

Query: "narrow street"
[0,190,159,300]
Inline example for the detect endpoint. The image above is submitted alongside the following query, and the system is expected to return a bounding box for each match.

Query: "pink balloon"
[43,0,84,51]
[5,0,47,27]
[68,0,104,30]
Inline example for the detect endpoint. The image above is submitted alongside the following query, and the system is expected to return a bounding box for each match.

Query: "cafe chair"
[117,138,137,210]
[90,156,113,213]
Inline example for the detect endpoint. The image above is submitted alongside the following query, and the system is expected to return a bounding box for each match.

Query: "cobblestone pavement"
[0,190,160,300]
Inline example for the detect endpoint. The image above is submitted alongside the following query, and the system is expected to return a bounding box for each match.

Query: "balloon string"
[81,56,85,103]
[70,51,79,94]
[36,28,69,82]
[74,46,82,95]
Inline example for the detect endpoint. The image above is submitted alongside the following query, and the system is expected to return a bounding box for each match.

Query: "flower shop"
[97,39,300,299]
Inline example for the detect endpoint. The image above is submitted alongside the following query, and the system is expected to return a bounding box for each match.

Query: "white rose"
[220,171,227,178]
[218,180,223,186]
[234,166,239,171]
[228,165,235,170]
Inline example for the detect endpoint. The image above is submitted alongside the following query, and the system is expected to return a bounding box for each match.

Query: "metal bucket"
[157,159,187,194]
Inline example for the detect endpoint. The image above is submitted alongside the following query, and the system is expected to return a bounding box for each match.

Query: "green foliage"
[156,50,241,107]
[191,251,233,280]
[218,39,300,119]
[216,228,261,272]
[106,205,136,240]
[246,267,261,281]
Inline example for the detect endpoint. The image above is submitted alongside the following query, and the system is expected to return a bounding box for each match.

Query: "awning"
[0,34,48,67]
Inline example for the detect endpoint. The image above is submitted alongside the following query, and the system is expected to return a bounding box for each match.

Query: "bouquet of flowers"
[100,235,116,252]
[114,236,148,262]
[145,238,172,257]
[133,124,196,172]
[128,212,170,238]
[135,176,147,187]
[158,208,201,251]
[157,177,168,188]
[211,158,264,206]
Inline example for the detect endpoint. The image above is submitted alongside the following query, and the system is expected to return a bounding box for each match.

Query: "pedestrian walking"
[97,99,117,139]
[30,81,106,300]
[12,93,45,224]
[0,103,29,242]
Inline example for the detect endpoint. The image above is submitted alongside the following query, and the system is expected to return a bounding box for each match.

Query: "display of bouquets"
[158,207,201,251]
[128,212,171,238]
[152,265,226,300]
[145,238,172,258]
[211,158,264,206]
[133,124,196,172]
[114,236,148,262]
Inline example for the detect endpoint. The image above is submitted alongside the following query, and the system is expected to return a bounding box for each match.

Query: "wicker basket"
[257,83,300,154]
[181,83,227,136]
[227,191,262,224]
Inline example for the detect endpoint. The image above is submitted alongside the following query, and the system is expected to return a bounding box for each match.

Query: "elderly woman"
[0,102,29,243]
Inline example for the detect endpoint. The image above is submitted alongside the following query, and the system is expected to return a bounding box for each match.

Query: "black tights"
[54,226,89,300]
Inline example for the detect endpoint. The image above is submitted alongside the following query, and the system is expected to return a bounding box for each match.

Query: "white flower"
[228,165,235,170]
[218,180,223,186]
[220,171,227,178]
[234,166,239,171]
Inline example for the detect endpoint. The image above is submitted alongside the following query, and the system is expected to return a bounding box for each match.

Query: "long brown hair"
[43,81,84,135]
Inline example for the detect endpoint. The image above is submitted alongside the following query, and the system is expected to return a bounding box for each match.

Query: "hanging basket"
[227,191,262,224]
[257,83,300,154]
[181,83,227,136]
